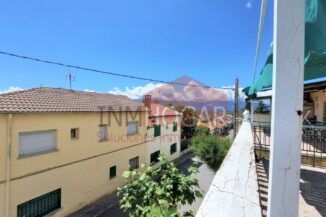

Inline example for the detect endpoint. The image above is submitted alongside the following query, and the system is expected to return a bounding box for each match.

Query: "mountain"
[145,75,246,112]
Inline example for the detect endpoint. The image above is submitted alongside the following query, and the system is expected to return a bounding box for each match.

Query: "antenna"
[65,72,75,90]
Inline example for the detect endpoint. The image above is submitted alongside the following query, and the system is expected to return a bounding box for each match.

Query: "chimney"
[144,95,152,110]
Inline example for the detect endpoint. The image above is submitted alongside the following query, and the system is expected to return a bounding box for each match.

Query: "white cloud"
[216,86,247,101]
[108,83,163,99]
[0,86,24,94]
[84,89,96,92]
[246,1,252,8]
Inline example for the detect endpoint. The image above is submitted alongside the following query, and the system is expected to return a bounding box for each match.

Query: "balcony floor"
[256,159,326,217]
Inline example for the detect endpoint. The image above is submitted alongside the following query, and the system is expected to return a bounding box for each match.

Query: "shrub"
[195,126,210,136]
[117,155,202,217]
[192,135,231,171]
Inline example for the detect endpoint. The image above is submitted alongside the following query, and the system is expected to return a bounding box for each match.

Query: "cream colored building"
[144,95,181,164]
[0,87,148,217]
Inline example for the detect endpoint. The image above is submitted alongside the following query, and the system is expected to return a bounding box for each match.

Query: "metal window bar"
[17,189,61,217]
[253,122,326,166]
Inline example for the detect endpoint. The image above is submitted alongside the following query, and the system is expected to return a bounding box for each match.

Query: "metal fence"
[252,122,326,166]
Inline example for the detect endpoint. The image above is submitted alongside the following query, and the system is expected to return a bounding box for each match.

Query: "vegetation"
[117,155,203,217]
[192,135,231,171]
[195,126,210,136]
[255,100,268,113]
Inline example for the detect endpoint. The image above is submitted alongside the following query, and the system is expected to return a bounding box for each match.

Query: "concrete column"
[267,0,305,217]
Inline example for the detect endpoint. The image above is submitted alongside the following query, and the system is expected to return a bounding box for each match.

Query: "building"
[144,95,181,165]
[0,87,148,217]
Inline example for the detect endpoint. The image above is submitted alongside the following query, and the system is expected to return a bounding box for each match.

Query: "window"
[17,189,61,217]
[150,151,160,165]
[129,156,139,170]
[170,143,177,155]
[71,128,79,139]
[173,122,178,132]
[19,130,56,157]
[127,122,138,135]
[154,125,161,137]
[98,125,107,141]
[109,165,117,179]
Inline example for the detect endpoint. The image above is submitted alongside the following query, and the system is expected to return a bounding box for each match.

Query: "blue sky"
[0,0,274,97]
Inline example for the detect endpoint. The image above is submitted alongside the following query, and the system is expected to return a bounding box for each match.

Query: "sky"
[0,0,274,98]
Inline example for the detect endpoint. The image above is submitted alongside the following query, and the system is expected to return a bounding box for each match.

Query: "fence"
[252,122,326,166]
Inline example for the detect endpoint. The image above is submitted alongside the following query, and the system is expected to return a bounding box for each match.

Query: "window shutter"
[19,130,56,156]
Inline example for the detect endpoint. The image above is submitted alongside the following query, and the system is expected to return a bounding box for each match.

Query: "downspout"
[5,114,12,217]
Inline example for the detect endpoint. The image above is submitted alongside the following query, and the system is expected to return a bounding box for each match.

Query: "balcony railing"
[196,120,262,217]
[253,122,326,166]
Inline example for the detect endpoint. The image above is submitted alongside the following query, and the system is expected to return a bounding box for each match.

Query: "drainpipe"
[5,114,12,217]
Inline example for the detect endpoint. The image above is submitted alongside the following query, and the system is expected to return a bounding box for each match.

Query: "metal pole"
[234,78,239,138]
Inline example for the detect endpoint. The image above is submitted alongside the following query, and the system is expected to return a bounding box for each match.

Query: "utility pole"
[233,78,239,138]
[66,72,75,90]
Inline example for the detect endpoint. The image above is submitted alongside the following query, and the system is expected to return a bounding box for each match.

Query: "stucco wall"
[0,111,147,217]
[310,90,326,123]
[196,121,261,217]
[146,116,181,163]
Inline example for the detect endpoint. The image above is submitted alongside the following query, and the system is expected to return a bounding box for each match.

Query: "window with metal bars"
[170,143,177,155]
[17,189,61,217]
[150,150,160,165]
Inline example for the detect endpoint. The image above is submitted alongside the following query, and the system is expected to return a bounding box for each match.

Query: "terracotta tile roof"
[150,103,181,117]
[0,87,145,113]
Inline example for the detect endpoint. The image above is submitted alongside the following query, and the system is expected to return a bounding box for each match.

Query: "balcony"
[196,119,326,217]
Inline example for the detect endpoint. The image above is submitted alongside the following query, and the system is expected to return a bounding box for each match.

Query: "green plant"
[255,101,267,113]
[195,126,210,136]
[192,135,231,171]
[117,155,202,217]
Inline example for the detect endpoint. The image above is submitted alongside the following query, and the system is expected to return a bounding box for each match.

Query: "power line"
[0,50,234,90]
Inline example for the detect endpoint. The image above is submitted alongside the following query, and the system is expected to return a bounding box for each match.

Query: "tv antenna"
[65,72,75,90]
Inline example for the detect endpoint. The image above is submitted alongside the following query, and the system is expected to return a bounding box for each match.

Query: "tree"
[192,135,231,171]
[117,155,203,217]
[255,100,267,113]
[195,126,210,136]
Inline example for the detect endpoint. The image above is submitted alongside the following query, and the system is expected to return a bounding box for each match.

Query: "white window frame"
[127,121,138,136]
[19,129,57,157]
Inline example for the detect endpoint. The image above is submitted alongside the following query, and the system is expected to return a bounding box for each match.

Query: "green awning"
[248,0,326,96]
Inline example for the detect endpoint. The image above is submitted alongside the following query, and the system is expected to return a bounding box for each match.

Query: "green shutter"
[154,125,161,137]
[173,122,177,132]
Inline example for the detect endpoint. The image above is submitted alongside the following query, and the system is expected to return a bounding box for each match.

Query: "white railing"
[196,120,262,217]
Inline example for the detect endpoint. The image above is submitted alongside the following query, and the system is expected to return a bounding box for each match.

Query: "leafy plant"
[255,100,268,113]
[117,155,202,217]
[195,126,210,136]
[192,135,231,171]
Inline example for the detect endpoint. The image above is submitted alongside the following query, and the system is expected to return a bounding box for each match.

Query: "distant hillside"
[145,75,246,112]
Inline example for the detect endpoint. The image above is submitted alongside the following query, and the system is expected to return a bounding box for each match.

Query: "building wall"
[0,111,147,217]
[146,116,181,163]
[252,113,271,124]
[311,90,326,123]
